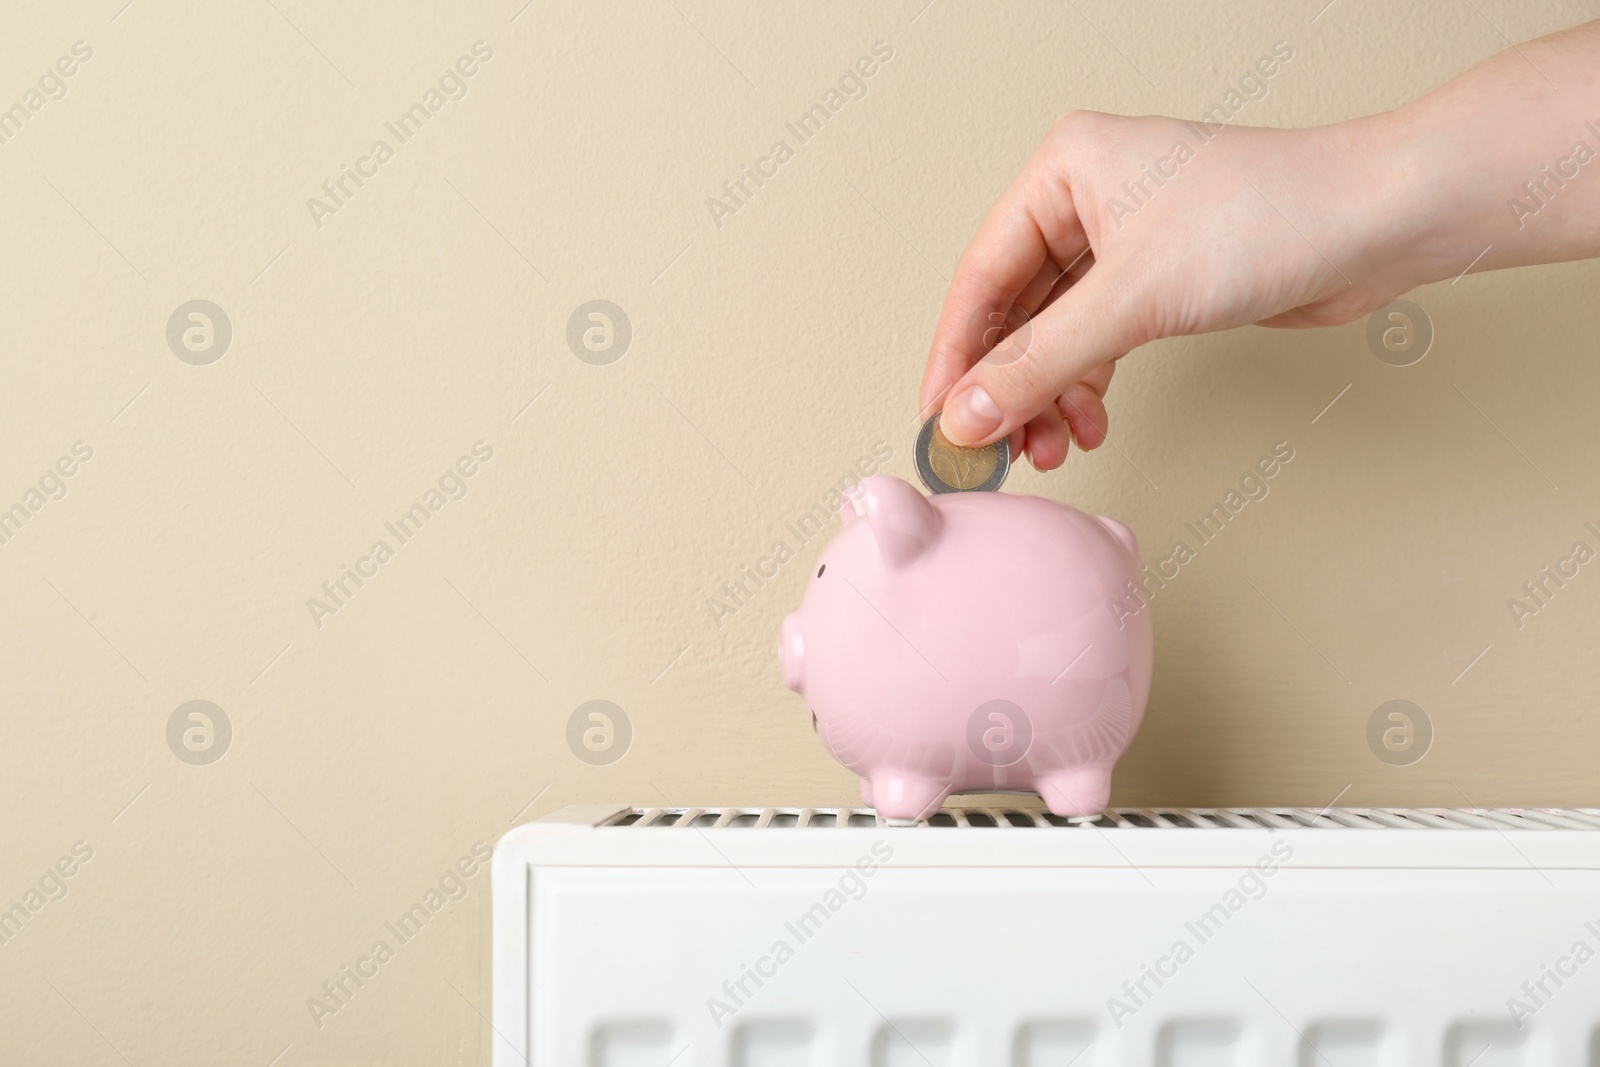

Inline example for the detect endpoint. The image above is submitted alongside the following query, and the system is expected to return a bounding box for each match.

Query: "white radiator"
[492,805,1600,1066]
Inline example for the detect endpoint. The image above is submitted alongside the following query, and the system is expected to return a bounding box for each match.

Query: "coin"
[915,412,1010,494]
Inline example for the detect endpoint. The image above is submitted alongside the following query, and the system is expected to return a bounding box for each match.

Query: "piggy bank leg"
[1037,764,1113,818]
[867,772,950,825]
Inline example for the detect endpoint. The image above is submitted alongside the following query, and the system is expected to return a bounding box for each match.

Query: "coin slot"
[816,564,825,577]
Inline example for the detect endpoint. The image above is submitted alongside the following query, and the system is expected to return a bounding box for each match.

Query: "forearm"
[1379,18,1600,286]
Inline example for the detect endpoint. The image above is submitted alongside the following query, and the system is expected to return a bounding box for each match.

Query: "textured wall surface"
[4,1,1599,1062]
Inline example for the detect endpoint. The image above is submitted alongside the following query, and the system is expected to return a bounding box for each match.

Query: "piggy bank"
[779,476,1153,823]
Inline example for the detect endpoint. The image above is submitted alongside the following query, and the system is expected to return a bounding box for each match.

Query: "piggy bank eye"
[816,564,826,578]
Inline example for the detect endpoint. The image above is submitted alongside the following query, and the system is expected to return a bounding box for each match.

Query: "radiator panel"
[492,807,1600,1067]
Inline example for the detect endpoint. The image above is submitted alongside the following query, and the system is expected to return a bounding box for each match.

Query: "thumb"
[938,273,1135,447]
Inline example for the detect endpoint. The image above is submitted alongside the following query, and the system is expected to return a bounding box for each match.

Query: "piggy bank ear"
[1095,515,1139,560]
[843,476,939,567]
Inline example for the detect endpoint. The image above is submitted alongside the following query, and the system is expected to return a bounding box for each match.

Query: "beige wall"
[4,0,1599,1062]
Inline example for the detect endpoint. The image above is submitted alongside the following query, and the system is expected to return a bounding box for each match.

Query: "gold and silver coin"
[915,412,1010,494]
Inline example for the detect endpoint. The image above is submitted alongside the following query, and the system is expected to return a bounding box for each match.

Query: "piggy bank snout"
[779,612,805,694]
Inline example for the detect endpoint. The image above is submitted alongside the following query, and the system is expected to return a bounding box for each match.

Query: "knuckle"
[1048,109,1099,141]
[1057,383,1095,421]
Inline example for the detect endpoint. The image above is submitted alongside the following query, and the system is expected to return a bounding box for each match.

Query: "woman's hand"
[919,109,1425,468]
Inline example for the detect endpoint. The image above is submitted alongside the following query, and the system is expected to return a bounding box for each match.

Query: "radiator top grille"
[606,806,1600,830]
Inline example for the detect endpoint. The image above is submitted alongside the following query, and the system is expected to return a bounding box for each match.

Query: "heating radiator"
[492,805,1600,1066]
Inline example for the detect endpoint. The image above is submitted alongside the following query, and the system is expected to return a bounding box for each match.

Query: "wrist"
[1350,33,1600,288]
[1331,107,1476,294]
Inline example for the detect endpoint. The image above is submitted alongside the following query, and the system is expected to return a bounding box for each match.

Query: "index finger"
[918,157,1091,414]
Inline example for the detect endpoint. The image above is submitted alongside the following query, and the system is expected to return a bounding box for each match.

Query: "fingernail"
[946,386,1001,443]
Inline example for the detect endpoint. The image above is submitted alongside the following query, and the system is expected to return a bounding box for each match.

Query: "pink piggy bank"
[779,476,1153,823]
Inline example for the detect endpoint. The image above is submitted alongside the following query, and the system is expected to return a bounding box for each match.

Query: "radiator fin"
[1301,1022,1384,1066]
[730,1021,814,1067]
[1157,1020,1240,1066]
[872,1019,954,1066]
[600,806,1600,830]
